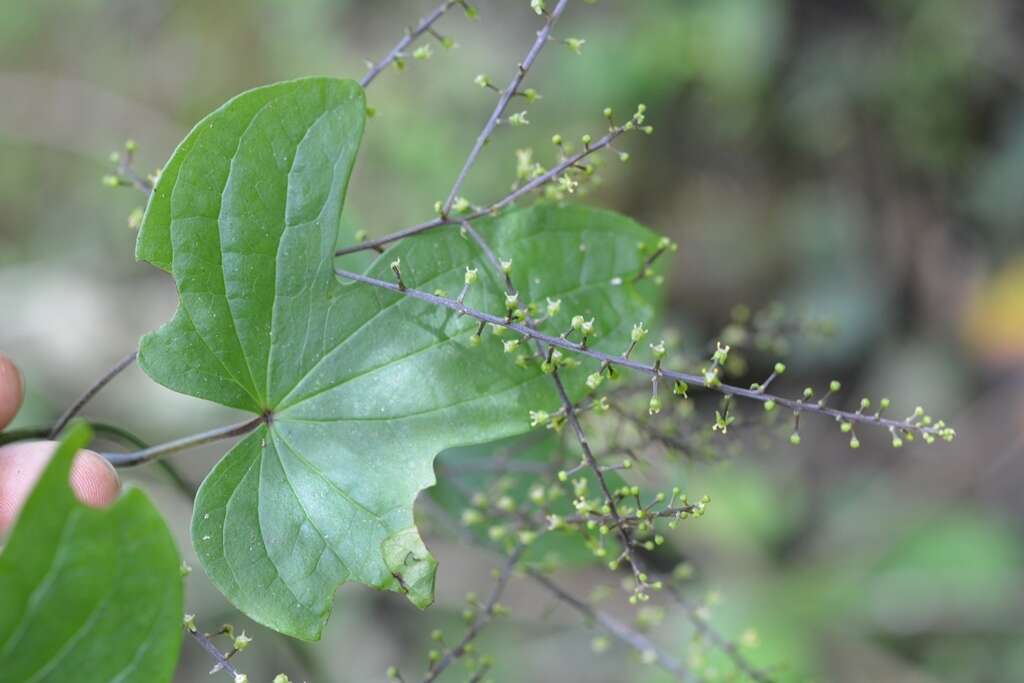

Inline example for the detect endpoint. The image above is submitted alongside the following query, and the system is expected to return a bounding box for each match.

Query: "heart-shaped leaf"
[136,77,663,640]
[0,423,183,682]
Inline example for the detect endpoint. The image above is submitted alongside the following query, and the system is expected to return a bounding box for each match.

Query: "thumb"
[0,440,121,535]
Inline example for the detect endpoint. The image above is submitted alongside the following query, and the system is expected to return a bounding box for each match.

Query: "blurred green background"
[2,1,1024,681]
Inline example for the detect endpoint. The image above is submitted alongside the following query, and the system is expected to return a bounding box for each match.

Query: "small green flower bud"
[803,387,814,399]
[452,196,470,213]
[505,292,519,309]
[631,322,648,342]
[474,73,491,88]
[571,315,585,330]
[650,341,666,360]
[508,111,530,127]
[829,380,841,393]
[234,631,253,651]
[530,0,545,15]
[764,400,776,412]
[461,508,484,525]
[849,435,860,449]
[789,433,801,446]
[648,396,662,415]
[529,410,550,427]
[565,37,585,55]
[774,362,787,375]
[503,339,520,353]
[465,267,478,285]
[499,258,513,274]
[586,372,603,390]
[551,133,563,146]
[581,133,592,146]
[413,44,433,60]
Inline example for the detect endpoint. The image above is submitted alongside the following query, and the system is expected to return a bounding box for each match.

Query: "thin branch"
[421,496,697,683]
[334,268,946,438]
[550,368,648,585]
[527,569,700,683]
[662,582,774,683]
[49,350,138,438]
[360,0,460,89]
[102,416,265,467]
[335,124,627,257]
[186,627,242,679]
[441,0,570,215]
[420,544,525,683]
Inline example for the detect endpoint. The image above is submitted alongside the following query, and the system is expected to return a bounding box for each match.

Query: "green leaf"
[136,76,663,640]
[0,422,183,683]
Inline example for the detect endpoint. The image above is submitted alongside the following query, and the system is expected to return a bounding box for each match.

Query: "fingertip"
[0,353,24,430]
[69,448,121,509]
[0,441,121,535]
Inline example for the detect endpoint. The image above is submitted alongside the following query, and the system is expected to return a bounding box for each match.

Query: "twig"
[662,582,774,683]
[335,124,627,257]
[102,416,265,467]
[441,0,570,215]
[186,627,242,679]
[360,0,460,89]
[527,569,700,683]
[421,496,698,683]
[420,544,525,683]
[333,268,946,438]
[48,350,138,438]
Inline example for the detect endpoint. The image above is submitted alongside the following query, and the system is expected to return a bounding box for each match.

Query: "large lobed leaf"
[136,77,663,640]
[0,423,183,683]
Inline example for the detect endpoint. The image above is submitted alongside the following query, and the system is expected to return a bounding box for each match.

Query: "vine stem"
[441,0,570,216]
[102,415,265,467]
[420,544,525,683]
[459,213,659,587]
[334,268,943,437]
[335,124,626,257]
[422,495,700,683]
[359,0,459,89]
[527,569,698,683]
[662,581,774,683]
[186,628,242,679]
[48,350,138,438]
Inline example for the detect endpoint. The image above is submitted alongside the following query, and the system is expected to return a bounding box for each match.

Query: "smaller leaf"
[0,422,183,683]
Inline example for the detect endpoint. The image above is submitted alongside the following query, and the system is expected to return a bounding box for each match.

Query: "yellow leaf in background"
[962,257,1024,366]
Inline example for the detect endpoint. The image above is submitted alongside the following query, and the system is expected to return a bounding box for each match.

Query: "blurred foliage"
[2,0,1024,681]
